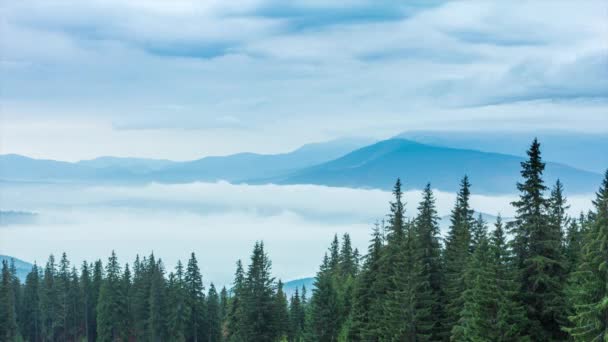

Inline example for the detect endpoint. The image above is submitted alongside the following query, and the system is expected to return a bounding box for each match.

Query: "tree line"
[1,138,607,341]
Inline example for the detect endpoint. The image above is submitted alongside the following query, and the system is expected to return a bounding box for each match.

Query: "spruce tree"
[96,251,126,342]
[274,280,290,340]
[227,260,245,342]
[207,283,222,342]
[491,216,528,341]
[40,255,59,340]
[185,252,206,342]
[148,258,168,341]
[289,288,305,342]
[510,139,568,340]
[167,261,187,341]
[0,260,18,340]
[567,170,608,341]
[21,264,41,341]
[349,223,384,341]
[442,176,474,335]
[241,242,279,341]
[413,183,444,341]
[81,261,95,342]
[309,254,340,342]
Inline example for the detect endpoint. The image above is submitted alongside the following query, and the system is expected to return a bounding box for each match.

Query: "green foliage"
[567,170,608,341]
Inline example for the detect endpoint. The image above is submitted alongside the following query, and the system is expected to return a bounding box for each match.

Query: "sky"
[1,0,607,161]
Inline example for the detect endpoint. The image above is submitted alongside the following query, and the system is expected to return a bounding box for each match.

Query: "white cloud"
[0,181,595,286]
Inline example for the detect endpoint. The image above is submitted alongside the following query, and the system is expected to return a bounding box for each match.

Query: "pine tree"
[21,264,41,341]
[491,216,528,341]
[0,260,18,340]
[451,234,494,341]
[380,178,415,341]
[207,283,222,342]
[510,139,568,340]
[309,254,340,342]
[121,263,133,340]
[349,223,384,341]
[274,280,290,340]
[91,259,104,341]
[442,176,474,335]
[241,242,279,341]
[289,288,305,342]
[413,183,444,341]
[185,252,206,342]
[167,261,187,341]
[80,261,94,342]
[57,253,71,340]
[227,260,245,342]
[148,258,168,341]
[219,286,229,325]
[40,255,60,340]
[567,170,608,341]
[96,251,126,342]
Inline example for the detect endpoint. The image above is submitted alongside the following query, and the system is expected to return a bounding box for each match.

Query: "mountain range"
[0,136,603,194]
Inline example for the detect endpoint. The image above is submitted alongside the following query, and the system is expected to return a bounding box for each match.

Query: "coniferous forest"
[1,139,607,342]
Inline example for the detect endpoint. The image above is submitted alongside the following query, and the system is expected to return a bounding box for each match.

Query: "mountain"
[396,131,608,173]
[277,139,602,194]
[0,255,34,283]
[77,157,175,173]
[149,138,375,183]
[0,138,372,184]
[283,277,315,299]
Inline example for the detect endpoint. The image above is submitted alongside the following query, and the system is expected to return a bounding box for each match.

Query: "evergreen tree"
[349,223,384,341]
[451,235,494,341]
[510,139,568,340]
[207,283,222,342]
[21,264,41,341]
[289,288,305,342]
[413,183,444,341]
[491,216,529,341]
[40,255,60,340]
[567,170,608,341]
[273,280,290,340]
[167,262,187,341]
[309,254,340,342]
[96,251,126,342]
[81,261,95,342]
[442,176,474,335]
[91,259,104,341]
[0,260,18,340]
[219,286,229,325]
[185,252,206,342]
[227,260,245,342]
[148,258,168,341]
[241,242,278,341]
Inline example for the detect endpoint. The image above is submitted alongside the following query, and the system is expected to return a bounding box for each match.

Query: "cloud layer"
[0,181,595,285]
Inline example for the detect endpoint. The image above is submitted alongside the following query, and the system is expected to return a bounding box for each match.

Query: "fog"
[0,181,595,286]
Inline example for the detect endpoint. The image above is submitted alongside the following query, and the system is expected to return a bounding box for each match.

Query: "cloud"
[0,181,596,286]
[1,0,607,159]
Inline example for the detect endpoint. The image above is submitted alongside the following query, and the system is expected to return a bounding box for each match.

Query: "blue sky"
[1,0,607,161]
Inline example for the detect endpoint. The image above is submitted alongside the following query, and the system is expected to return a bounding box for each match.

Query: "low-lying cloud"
[0,181,596,286]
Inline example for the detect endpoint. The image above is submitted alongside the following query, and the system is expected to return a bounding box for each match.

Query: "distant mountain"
[77,157,175,173]
[0,138,372,184]
[283,277,315,299]
[277,139,602,194]
[150,138,375,183]
[396,131,608,173]
[0,255,34,283]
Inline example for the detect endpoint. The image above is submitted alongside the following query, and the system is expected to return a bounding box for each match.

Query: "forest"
[1,138,607,342]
